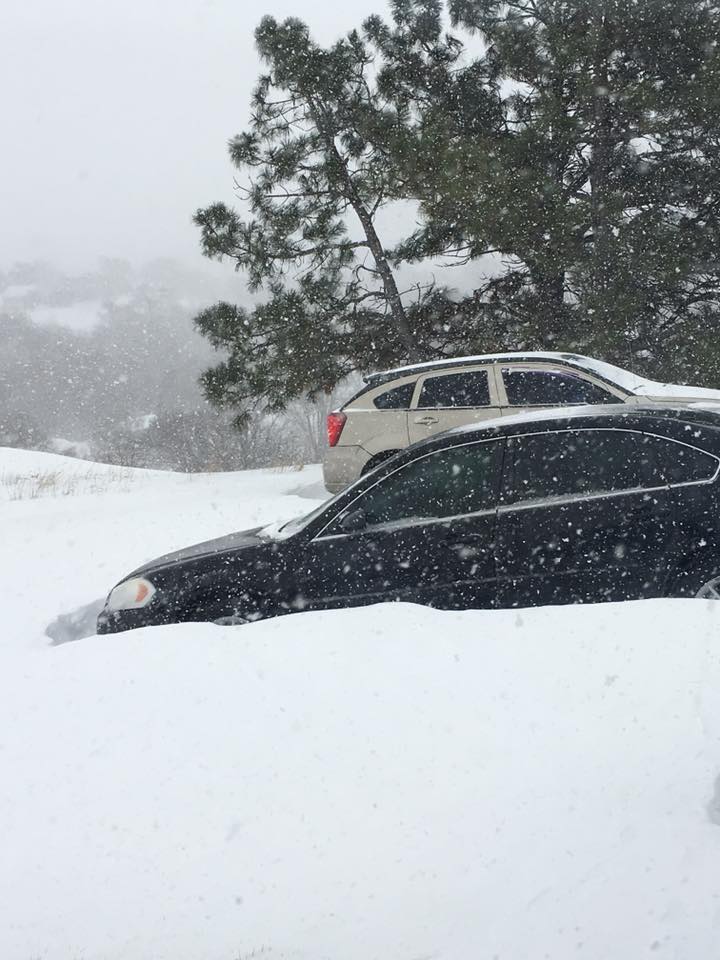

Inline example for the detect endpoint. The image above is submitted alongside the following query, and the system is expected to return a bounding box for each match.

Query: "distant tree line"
[194,0,720,414]
[0,261,334,469]
[99,401,335,471]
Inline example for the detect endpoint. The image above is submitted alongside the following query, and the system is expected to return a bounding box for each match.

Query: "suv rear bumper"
[322,444,370,493]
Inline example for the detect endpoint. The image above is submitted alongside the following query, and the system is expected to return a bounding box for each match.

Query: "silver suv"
[322,351,720,492]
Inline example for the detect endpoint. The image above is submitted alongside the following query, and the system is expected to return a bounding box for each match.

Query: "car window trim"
[497,365,627,406]
[314,506,499,543]
[499,426,720,512]
[412,364,498,410]
[345,374,418,412]
[371,381,417,410]
[312,436,505,542]
[416,404,496,411]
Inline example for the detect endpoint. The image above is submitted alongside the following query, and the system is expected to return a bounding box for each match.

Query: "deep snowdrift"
[3,448,720,960]
[1,447,325,647]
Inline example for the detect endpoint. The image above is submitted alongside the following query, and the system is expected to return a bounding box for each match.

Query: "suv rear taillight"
[327,411,347,447]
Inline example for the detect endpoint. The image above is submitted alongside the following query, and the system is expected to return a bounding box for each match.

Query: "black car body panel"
[97,405,720,633]
[125,527,267,578]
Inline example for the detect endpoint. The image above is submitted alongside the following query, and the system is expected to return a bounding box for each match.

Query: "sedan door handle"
[415,415,439,426]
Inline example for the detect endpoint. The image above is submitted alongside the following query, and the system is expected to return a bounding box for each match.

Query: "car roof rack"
[364,352,600,386]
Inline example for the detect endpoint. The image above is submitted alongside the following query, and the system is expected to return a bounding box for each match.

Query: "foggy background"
[2,0,424,468]
[2,0,392,268]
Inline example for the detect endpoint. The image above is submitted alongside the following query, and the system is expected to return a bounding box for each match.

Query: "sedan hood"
[127,526,266,578]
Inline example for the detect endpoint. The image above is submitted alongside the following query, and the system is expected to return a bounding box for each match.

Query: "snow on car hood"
[579,356,720,400]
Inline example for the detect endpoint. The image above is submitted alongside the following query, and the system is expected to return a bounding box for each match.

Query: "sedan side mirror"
[339,507,367,533]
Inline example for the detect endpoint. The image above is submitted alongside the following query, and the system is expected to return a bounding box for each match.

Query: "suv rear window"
[373,382,415,410]
[418,370,491,408]
[502,368,618,406]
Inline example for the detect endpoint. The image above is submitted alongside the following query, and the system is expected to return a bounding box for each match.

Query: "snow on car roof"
[445,401,720,439]
[367,351,720,401]
[446,403,641,437]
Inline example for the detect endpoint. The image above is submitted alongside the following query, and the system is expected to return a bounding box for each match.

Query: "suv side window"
[373,382,415,410]
[328,440,502,533]
[504,429,663,506]
[502,368,619,406]
[418,370,491,409]
[644,435,719,485]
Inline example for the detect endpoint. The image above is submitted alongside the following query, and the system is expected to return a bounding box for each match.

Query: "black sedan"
[97,405,720,633]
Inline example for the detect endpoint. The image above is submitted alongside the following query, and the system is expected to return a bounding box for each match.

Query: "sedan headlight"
[106,577,157,612]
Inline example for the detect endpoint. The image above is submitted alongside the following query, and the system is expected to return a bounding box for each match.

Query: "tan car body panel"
[321,358,690,493]
[338,374,416,455]
[322,375,417,492]
[407,364,503,444]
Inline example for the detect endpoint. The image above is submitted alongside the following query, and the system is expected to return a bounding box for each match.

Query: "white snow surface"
[3,448,720,959]
[373,351,720,400]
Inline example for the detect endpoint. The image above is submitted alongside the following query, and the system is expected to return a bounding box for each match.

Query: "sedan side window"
[504,429,662,506]
[644,435,719,485]
[502,369,620,406]
[417,370,491,408]
[326,440,503,534]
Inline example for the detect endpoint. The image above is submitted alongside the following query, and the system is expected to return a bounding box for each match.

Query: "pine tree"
[195,1,720,410]
[368,0,581,347]
[194,15,445,416]
[372,0,720,380]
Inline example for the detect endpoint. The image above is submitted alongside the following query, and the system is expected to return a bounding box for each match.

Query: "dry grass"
[270,463,307,473]
[0,467,136,500]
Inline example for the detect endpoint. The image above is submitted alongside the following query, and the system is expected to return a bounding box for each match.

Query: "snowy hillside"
[1,447,326,644]
[3,448,720,959]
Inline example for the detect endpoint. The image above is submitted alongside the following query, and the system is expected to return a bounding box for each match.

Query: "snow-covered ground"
[3,448,720,959]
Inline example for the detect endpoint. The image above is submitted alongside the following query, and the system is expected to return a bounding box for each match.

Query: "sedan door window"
[496,429,678,607]
[504,429,663,506]
[502,368,620,406]
[326,440,503,533]
[643,435,719,485]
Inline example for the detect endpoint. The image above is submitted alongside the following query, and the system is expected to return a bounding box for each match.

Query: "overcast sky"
[1,0,393,271]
